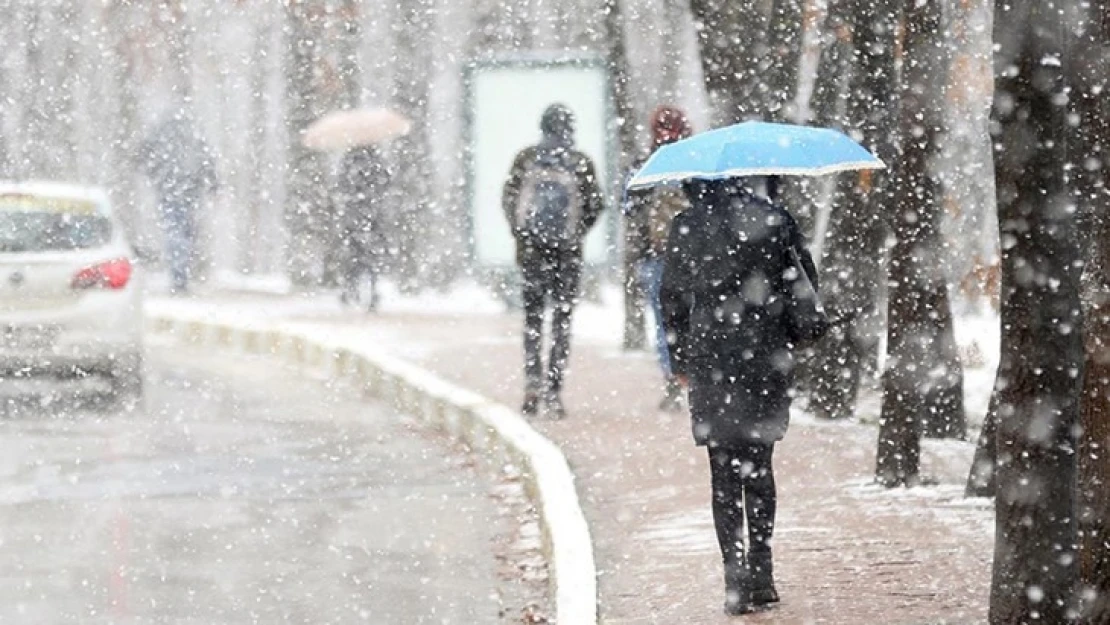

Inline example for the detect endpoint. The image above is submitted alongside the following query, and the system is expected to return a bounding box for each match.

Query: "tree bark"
[0,0,12,179]
[604,0,646,350]
[967,394,1000,496]
[104,2,144,245]
[876,0,965,487]
[658,0,686,103]
[283,0,331,287]
[987,1,1084,621]
[242,5,275,275]
[808,0,855,127]
[689,0,766,124]
[763,0,804,122]
[1076,2,1110,621]
[807,0,897,421]
[391,0,435,291]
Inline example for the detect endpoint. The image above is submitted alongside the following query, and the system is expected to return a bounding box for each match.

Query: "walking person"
[335,145,391,311]
[624,105,693,411]
[660,178,821,615]
[137,111,217,295]
[502,104,605,419]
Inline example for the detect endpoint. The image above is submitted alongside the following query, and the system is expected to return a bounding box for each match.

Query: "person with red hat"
[624,105,694,411]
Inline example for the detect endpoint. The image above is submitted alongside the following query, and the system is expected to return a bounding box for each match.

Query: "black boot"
[658,378,684,412]
[543,391,566,420]
[748,551,779,606]
[522,393,540,416]
[723,558,753,616]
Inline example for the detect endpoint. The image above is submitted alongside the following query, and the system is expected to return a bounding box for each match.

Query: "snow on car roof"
[0,181,112,214]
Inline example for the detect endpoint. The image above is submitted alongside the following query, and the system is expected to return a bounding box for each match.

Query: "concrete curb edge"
[146,312,599,624]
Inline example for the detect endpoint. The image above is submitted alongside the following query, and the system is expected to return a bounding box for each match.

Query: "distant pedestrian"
[335,145,391,311]
[502,104,605,419]
[137,111,217,294]
[624,105,693,411]
[660,178,821,615]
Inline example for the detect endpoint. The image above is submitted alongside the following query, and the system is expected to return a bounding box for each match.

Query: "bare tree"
[876,0,965,487]
[986,0,1084,621]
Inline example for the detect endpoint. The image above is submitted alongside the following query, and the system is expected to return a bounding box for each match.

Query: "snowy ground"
[145,272,1001,623]
[181,269,1002,433]
[0,341,517,624]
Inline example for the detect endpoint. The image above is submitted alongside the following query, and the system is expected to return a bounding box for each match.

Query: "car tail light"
[73,258,132,290]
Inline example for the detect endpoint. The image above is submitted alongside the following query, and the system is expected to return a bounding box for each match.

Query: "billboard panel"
[466,58,614,268]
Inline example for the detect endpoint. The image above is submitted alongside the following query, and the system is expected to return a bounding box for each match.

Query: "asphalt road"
[0,342,503,624]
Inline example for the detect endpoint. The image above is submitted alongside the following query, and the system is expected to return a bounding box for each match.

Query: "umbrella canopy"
[302,108,412,151]
[627,121,884,189]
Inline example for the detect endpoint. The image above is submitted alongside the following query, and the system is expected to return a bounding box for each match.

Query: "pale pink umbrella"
[301,108,412,151]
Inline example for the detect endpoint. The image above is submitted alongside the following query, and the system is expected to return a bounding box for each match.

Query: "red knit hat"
[651,105,692,149]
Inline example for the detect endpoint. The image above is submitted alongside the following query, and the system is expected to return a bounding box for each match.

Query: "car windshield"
[0,196,111,252]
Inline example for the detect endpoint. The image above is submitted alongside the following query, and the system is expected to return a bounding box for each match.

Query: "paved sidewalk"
[167,292,993,624]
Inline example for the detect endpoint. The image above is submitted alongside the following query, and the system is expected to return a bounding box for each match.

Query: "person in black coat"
[336,145,390,310]
[502,104,605,419]
[660,177,818,615]
[137,112,217,294]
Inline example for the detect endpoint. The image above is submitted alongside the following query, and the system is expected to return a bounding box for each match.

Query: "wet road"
[0,342,502,624]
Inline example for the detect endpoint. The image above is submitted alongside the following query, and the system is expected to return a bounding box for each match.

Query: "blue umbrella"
[627,121,884,189]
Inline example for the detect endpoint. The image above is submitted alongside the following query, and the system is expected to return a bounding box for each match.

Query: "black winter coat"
[660,185,817,448]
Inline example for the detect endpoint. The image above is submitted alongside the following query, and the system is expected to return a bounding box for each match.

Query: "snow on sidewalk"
[150,284,996,624]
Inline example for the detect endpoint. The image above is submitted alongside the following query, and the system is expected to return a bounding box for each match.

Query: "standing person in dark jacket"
[335,145,390,310]
[502,104,605,419]
[137,111,217,295]
[624,105,693,411]
[660,178,818,615]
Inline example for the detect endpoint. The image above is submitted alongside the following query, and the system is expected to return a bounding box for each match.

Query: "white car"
[0,182,143,400]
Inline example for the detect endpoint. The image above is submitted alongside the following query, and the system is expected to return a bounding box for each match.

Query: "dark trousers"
[708,443,777,565]
[160,201,197,293]
[340,229,379,303]
[520,245,582,397]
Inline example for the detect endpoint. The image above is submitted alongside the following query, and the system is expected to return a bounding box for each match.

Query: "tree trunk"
[242,5,275,275]
[391,0,435,292]
[967,394,1000,496]
[808,0,855,127]
[689,0,766,124]
[1076,2,1110,621]
[603,0,646,350]
[283,0,330,287]
[807,0,897,421]
[0,0,12,178]
[104,2,144,246]
[763,0,804,122]
[658,0,685,103]
[987,1,1084,621]
[876,0,965,487]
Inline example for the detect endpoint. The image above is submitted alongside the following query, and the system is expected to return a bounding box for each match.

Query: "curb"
[146,311,598,624]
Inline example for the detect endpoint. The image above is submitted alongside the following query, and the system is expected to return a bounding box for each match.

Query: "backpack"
[647,186,689,254]
[515,156,583,247]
